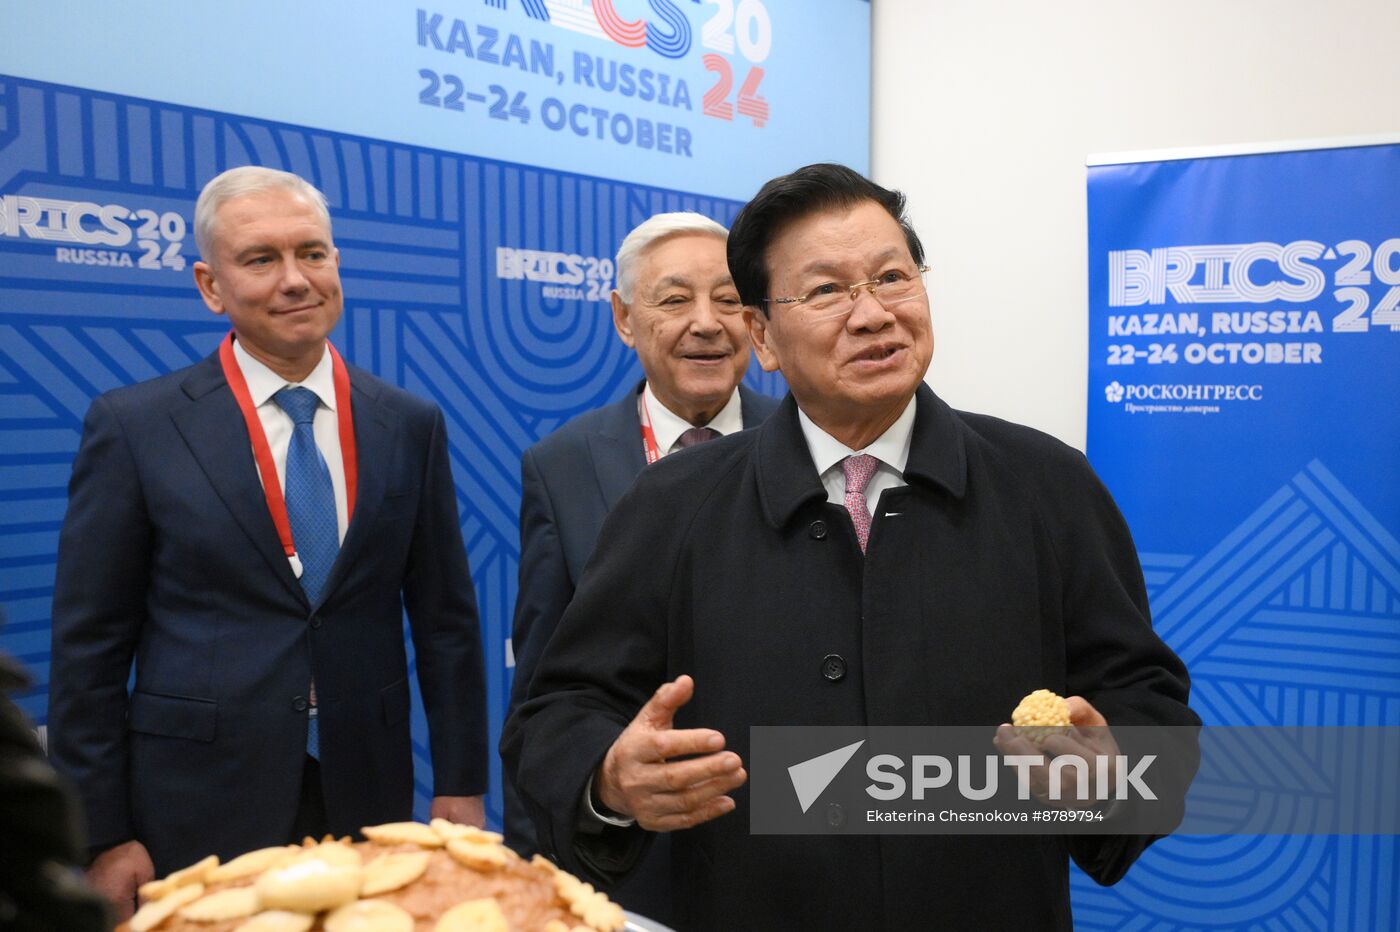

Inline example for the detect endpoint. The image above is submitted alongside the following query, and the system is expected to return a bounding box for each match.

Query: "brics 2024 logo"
[495,246,614,301]
[0,193,188,272]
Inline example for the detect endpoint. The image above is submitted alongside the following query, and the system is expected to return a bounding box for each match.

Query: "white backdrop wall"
[871,0,1400,449]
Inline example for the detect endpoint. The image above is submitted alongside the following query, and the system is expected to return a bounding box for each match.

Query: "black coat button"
[809,520,828,540]
[826,802,846,827]
[292,696,309,712]
[821,654,847,682]
[309,616,323,629]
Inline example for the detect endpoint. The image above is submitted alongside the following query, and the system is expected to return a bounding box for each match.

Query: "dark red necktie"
[677,427,720,448]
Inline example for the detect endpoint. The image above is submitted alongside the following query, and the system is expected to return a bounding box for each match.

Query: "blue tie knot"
[274,387,321,425]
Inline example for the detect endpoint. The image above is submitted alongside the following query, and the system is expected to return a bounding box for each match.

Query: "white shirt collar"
[642,382,745,455]
[797,395,918,477]
[232,338,336,411]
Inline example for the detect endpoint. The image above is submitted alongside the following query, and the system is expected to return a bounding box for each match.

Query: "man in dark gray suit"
[504,212,778,918]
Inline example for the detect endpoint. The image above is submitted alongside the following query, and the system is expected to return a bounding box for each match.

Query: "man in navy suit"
[48,166,488,920]
[504,213,778,916]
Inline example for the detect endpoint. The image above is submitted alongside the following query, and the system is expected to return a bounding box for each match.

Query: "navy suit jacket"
[48,349,488,875]
[503,382,777,915]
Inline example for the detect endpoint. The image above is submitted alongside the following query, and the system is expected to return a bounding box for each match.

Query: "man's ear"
[744,307,781,373]
[611,290,636,348]
[193,261,226,315]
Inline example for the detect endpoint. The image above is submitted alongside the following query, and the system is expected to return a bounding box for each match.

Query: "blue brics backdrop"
[0,0,871,828]
[1085,140,1400,930]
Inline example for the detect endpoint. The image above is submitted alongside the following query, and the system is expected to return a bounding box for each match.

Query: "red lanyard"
[638,391,662,464]
[218,332,359,558]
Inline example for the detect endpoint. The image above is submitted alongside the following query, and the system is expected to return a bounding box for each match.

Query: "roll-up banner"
[1085,139,1400,929]
[0,0,871,827]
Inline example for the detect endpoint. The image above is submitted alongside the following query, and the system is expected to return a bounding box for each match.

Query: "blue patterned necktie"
[273,386,339,758]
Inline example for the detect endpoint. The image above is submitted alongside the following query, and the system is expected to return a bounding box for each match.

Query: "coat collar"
[737,384,775,429]
[755,383,967,530]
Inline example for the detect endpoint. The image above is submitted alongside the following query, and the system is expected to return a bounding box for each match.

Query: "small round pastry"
[1011,688,1072,744]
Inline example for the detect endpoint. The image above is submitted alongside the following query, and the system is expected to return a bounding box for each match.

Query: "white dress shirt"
[642,381,745,455]
[797,396,917,517]
[232,339,350,561]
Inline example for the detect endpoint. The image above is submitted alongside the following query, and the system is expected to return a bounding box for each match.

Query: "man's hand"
[430,795,486,828]
[86,839,154,921]
[596,675,747,832]
[994,696,1120,808]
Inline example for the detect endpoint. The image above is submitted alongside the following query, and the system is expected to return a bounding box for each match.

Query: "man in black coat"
[504,164,1197,930]
[504,212,778,920]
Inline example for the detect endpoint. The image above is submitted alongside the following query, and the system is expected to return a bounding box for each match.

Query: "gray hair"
[194,166,332,263]
[615,212,728,301]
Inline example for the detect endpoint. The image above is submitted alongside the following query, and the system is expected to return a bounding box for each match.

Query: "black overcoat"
[504,385,1196,931]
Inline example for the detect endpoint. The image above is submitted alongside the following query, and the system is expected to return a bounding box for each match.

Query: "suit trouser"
[289,756,329,843]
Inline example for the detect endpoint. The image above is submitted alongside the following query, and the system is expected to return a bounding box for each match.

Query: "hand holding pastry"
[995,690,1120,808]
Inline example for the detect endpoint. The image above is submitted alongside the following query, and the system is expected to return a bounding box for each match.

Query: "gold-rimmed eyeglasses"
[765,265,929,322]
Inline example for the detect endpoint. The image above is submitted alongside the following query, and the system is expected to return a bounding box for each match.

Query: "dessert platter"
[119,820,640,932]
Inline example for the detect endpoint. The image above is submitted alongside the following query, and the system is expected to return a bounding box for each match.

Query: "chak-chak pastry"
[1012,688,1073,744]
[117,822,627,932]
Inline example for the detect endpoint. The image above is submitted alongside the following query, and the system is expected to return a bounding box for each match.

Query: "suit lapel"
[317,369,396,608]
[588,382,647,511]
[171,354,308,607]
[585,383,772,510]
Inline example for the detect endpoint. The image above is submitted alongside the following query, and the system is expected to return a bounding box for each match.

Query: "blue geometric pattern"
[273,387,339,608]
[1071,459,1399,930]
[273,385,337,759]
[0,74,783,829]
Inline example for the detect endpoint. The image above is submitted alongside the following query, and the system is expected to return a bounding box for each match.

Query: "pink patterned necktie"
[842,453,880,553]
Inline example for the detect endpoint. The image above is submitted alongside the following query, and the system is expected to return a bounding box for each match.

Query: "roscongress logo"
[1104,382,1263,403]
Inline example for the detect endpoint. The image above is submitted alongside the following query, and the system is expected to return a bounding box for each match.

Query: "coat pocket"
[380,678,410,726]
[128,692,218,742]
